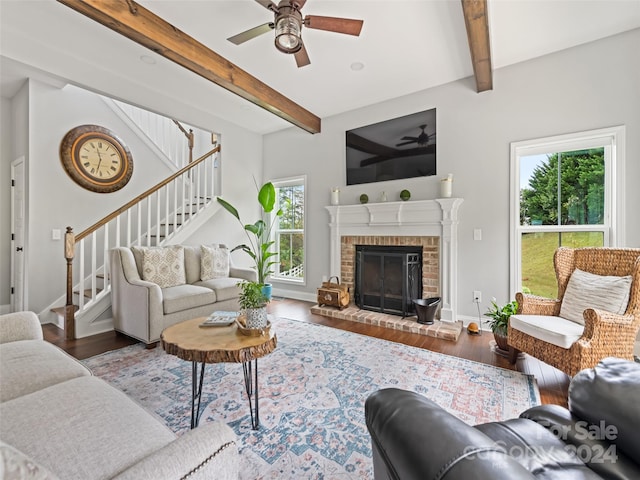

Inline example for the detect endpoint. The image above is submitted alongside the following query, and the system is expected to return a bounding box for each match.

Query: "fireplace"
[355,245,422,316]
[325,198,463,322]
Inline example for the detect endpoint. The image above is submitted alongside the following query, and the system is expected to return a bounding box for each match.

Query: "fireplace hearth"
[355,245,422,317]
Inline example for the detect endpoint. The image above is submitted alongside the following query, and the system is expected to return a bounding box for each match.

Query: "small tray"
[236,315,271,336]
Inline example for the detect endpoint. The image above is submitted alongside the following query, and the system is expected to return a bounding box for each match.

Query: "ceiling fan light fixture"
[274,10,303,54]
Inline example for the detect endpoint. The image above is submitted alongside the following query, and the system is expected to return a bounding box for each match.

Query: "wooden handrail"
[74,144,219,243]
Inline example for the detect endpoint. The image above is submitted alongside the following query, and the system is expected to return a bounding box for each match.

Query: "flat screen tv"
[345,108,436,186]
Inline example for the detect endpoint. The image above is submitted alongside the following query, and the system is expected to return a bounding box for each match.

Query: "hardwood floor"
[42,298,570,407]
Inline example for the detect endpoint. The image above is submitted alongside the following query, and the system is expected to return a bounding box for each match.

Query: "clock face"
[76,137,123,182]
[60,125,133,193]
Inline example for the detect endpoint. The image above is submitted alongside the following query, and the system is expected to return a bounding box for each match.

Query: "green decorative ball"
[359,193,369,204]
[400,189,411,201]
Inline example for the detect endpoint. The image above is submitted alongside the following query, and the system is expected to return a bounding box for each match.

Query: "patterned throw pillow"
[559,269,632,325]
[141,246,186,288]
[201,245,230,280]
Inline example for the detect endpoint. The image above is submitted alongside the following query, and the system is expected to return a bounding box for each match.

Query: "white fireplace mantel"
[325,198,463,322]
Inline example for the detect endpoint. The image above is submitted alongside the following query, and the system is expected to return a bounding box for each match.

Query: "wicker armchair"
[508,247,640,377]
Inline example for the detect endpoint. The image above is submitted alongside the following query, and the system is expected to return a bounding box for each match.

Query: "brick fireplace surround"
[311,198,464,340]
[339,235,440,302]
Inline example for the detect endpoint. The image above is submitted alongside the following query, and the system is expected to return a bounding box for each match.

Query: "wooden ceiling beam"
[57,0,321,133]
[461,0,493,92]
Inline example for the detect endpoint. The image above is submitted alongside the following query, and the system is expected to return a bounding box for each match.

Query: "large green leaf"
[216,197,240,220]
[258,182,276,213]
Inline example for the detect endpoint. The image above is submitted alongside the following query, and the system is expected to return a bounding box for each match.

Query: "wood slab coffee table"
[161,316,277,430]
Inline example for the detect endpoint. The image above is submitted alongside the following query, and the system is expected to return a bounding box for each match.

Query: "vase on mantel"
[440,174,453,198]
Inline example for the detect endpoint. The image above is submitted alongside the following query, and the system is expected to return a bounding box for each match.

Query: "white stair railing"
[110,99,191,169]
[62,146,220,339]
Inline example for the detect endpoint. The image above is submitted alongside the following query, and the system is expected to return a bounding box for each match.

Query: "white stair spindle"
[91,230,97,301]
[78,239,85,309]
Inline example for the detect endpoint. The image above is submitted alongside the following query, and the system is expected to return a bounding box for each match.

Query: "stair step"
[51,305,78,316]
[74,288,103,298]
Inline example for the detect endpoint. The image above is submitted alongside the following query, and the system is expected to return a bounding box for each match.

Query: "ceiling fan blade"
[255,0,279,13]
[304,15,364,36]
[395,140,416,147]
[227,22,274,45]
[294,42,311,68]
[400,136,418,141]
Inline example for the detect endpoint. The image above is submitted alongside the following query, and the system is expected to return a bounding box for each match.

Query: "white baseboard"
[457,314,490,331]
[75,317,114,338]
[271,287,317,303]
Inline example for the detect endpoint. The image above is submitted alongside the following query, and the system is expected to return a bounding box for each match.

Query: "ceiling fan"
[396,125,436,148]
[227,0,364,68]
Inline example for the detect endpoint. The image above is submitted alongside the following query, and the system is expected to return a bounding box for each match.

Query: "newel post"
[64,226,76,340]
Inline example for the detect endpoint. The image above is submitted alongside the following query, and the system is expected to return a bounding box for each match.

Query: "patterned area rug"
[83,317,540,479]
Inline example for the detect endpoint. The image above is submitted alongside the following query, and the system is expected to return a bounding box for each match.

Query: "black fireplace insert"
[354,245,422,317]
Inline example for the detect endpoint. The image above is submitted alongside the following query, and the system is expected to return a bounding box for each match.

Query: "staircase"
[53,116,221,338]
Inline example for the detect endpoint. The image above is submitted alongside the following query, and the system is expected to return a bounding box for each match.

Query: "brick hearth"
[310,304,463,342]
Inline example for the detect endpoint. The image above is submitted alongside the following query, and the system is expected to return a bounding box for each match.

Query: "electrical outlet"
[473,291,482,303]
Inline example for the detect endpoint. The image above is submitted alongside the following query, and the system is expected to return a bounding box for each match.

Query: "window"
[271,176,306,284]
[510,127,625,298]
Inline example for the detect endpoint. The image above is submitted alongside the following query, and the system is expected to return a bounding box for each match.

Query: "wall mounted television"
[345,108,436,186]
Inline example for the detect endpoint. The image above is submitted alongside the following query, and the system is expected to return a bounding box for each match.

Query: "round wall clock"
[60,125,133,193]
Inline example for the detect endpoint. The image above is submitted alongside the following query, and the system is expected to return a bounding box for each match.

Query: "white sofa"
[110,244,256,347]
[0,311,239,480]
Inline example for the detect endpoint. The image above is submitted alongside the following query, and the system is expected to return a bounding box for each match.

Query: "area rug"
[83,317,540,479]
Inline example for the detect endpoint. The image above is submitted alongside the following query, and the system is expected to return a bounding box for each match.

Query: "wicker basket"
[236,315,271,337]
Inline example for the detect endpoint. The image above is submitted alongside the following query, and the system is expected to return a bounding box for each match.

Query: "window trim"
[509,126,625,297]
[270,175,307,286]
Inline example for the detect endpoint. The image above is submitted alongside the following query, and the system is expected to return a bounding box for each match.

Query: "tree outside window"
[511,127,623,300]
[272,178,305,282]
[520,149,604,227]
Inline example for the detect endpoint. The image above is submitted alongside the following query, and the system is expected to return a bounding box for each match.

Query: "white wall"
[183,124,264,270]
[263,29,640,318]
[0,83,29,311]
[0,96,12,308]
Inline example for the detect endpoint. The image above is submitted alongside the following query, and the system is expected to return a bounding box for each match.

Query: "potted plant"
[484,298,518,352]
[217,181,283,301]
[238,281,269,329]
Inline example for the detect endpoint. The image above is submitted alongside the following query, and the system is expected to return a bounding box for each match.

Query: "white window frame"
[270,175,307,286]
[509,126,625,297]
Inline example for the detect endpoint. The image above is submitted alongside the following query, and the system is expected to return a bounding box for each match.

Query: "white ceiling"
[1,0,639,135]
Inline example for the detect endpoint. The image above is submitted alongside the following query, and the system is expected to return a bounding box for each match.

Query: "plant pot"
[493,331,509,352]
[261,283,272,301]
[245,307,268,329]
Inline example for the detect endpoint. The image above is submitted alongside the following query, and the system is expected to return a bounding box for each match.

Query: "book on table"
[200,311,239,327]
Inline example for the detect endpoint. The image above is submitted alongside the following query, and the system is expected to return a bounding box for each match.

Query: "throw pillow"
[0,441,60,479]
[201,245,230,280]
[141,246,186,288]
[560,268,632,325]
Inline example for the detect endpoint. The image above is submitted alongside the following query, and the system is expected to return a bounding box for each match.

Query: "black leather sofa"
[365,357,640,479]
